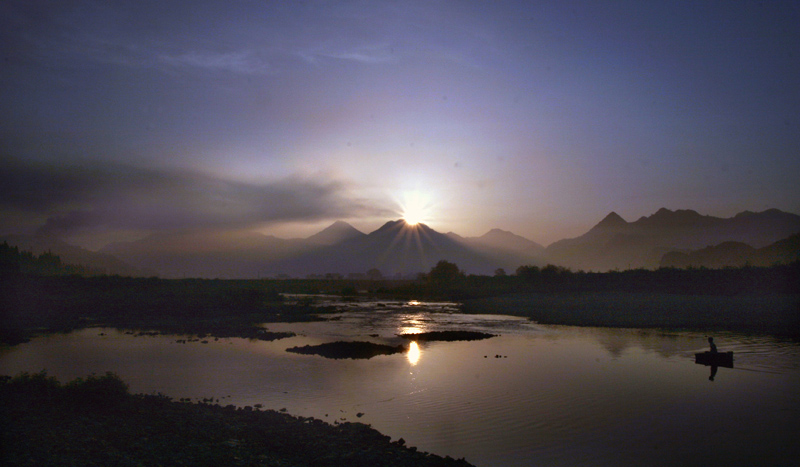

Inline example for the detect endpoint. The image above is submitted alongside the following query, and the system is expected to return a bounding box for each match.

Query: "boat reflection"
[407,341,421,365]
[695,351,734,381]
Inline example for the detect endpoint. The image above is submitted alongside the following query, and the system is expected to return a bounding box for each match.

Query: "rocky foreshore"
[1,372,475,467]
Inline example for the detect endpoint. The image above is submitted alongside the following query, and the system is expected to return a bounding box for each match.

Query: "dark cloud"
[0,156,372,238]
[0,157,99,211]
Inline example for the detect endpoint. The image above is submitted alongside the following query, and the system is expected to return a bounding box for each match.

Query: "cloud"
[298,43,397,65]
[159,50,272,75]
[2,1,275,76]
[0,157,374,238]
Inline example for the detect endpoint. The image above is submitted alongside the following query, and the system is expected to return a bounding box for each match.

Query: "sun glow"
[407,341,421,365]
[400,191,433,226]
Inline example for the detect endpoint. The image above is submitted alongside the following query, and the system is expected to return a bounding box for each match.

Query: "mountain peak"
[474,228,544,252]
[594,212,628,229]
[635,208,703,226]
[480,228,521,241]
[484,228,514,237]
[376,219,403,230]
[305,221,364,245]
[375,219,432,232]
[330,220,353,228]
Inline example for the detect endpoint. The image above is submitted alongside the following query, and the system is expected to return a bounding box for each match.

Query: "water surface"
[2,299,798,467]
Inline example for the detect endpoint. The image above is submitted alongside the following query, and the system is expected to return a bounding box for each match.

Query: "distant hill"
[450,228,544,253]
[0,234,150,277]
[660,233,800,268]
[544,208,800,271]
[447,228,544,273]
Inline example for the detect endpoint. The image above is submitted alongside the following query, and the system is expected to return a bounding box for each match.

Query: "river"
[1,298,798,467]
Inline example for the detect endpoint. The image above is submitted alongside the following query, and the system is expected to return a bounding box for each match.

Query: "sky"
[2,0,799,250]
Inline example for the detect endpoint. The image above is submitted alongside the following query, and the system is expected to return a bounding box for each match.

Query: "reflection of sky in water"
[1,301,799,467]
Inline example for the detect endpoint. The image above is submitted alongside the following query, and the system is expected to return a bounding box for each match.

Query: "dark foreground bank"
[0,372,474,467]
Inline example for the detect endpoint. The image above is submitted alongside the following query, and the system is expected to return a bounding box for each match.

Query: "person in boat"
[708,337,717,354]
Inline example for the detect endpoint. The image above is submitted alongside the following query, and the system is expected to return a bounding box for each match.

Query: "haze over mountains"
[4,208,799,278]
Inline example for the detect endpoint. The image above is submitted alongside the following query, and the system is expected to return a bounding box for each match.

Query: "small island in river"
[399,330,495,341]
[286,340,407,359]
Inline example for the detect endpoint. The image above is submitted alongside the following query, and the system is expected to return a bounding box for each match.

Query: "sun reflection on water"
[407,341,421,365]
[399,315,429,336]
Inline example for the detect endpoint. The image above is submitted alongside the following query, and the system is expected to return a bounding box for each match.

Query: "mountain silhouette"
[544,208,800,271]
[451,228,545,253]
[304,221,365,245]
[447,228,544,273]
[98,220,517,278]
[270,220,503,277]
[591,211,628,231]
[8,208,798,278]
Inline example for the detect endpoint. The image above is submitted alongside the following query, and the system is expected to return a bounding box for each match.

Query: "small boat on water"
[695,351,734,368]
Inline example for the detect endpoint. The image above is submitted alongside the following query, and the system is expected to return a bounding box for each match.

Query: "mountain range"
[543,208,800,271]
[3,208,799,278]
[270,220,544,278]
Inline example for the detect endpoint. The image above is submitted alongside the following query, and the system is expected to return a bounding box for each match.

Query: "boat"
[695,351,734,368]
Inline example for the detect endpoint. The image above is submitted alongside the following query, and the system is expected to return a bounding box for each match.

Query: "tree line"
[388,259,800,299]
[3,242,797,301]
[0,242,105,277]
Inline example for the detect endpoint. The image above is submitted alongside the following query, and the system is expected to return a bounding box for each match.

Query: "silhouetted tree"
[494,268,506,277]
[540,264,568,277]
[516,265,540,279]
[366,268,383,280]
[0,242,21,277]
[427,260,464,285]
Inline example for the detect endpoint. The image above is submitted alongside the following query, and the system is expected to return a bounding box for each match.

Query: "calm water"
[1,298,798,467]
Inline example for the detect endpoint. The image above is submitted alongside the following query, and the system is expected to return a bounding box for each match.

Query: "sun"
[400,191,432,226]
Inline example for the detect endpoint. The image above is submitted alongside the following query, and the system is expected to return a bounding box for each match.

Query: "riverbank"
[3,273,798,346]
[0,275,333,345]
[0,372,475,467]
[461,292,800,338]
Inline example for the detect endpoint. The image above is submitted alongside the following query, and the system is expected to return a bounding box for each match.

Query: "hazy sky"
[2,0,798,249]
